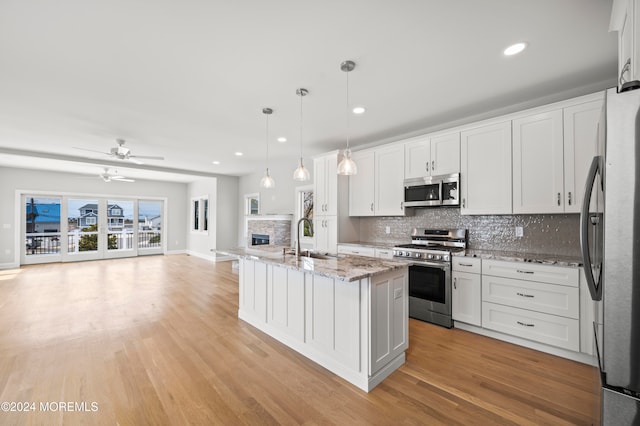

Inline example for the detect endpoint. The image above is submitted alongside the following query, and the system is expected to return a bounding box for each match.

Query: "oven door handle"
[409,261,449,270]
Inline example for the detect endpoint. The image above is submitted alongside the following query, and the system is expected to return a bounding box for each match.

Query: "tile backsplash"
[358,207,581,258]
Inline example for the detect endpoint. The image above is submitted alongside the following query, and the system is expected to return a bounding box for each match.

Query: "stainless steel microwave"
[403,173,460,207]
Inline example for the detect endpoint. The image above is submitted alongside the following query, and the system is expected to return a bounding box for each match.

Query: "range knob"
[405,251,412,258]
[443,254,450,261]
[435,255,442,260]
[414,252,421,258]
[427,254,434,260]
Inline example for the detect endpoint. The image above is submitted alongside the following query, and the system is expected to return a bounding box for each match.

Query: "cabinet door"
[349,150,375,216]
[314,154,338,216]
[314,216,336,253]
[460,121,512,215]
[452,271,481,326]
[375,144,405,216]
[370,269,408,375]
[314,157,326,214]
[512,110,564,214]
[404,137,430,179]
[431,132,460,175]
[563,100,602,213]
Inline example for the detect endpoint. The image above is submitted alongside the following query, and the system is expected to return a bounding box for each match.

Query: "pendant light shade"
[293,88,310,181]
[260,107,275,189]
[337,60,358,176]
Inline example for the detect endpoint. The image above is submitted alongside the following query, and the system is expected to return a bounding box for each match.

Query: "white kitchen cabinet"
[239,259,268,323]
[315,216,337,253]
[375,144,405,216]
[512,97,602,214]
[460,121,512,215]
[370,268,408,375]
[512,110,565,214]
[349,150,375,216]
[481,259,580,352]
[314,153,338,216]
[612,0,640,88]
[337,244,375,257]
[404,131,460,179]
[374,248,394,260]
[563,99,603,213]
[452,257,481,326]
[349,144,405,217]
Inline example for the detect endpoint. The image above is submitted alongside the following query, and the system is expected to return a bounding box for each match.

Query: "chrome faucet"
[295,217,313,258]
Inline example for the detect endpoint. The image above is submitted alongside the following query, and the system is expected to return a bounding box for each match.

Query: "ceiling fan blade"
[73,147,110,155]
[130,155,164,160]
[118,178,135,182]
[126,158,144,165]
[110,177,135,182]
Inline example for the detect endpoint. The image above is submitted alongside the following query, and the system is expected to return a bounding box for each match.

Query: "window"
[85,216,97,225]
[295,185,314,238]
[111,208,122,216]
[245,193,260,215]
[191,196,209,233]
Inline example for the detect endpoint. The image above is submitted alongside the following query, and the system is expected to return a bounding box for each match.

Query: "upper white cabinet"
[314,153,338,216]
[512,110,565,214]
[349,144,405,217]
[375,144,405,216]
[460,121,512,215]
[563,99,603,213]
[404,132,460,179]
[612,0,640,88]
[512,97,602,214]
[349,150,375,216]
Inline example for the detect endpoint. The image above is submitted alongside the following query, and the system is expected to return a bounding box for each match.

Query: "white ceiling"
[0,0,618,182]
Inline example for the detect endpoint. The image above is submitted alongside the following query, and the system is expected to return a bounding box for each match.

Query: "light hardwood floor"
[0,255,598,425]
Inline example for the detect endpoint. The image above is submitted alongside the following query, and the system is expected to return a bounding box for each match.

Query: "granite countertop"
[217,246,409,282]
[457,249,583,267]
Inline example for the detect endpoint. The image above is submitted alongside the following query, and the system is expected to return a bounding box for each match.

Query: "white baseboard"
[0,262,20,270]
[166,250,187,255]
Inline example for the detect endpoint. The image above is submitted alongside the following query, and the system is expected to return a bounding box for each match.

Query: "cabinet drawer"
[482,275,579,319]
[452,257,481,273]
[482,302,579,351]
[337,245,376,257]
[482,259,579,287]
[374,248,394,259]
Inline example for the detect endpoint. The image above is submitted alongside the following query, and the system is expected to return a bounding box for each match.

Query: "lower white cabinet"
[238,258,408,392]
[481,259,580,352]
[452,257,482,326]
[337,244,376,257]
[374,248,394,259]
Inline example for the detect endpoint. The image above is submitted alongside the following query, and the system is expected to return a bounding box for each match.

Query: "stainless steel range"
[393,229,467,328]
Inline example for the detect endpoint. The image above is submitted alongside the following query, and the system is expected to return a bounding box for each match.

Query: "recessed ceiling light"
[277,137,287,143]
[352,106,366,114]
[504,42,527,56]
[235,152,243,156]
[212,161,220,165]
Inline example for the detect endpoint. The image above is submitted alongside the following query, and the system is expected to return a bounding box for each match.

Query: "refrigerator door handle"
[580,155,603,301]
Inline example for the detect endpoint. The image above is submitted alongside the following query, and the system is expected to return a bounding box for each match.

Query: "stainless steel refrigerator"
[581,86,640,425]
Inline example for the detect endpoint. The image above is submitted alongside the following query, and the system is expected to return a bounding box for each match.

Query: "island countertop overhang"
[217,246,408,282]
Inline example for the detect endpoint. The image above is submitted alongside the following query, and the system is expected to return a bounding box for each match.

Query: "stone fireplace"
[246,215,292,247]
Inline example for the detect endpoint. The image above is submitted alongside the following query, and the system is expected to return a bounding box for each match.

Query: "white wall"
[0,166,188,268]
[215,175,239,250]
[236,157,314,247]
[187,178,217,260]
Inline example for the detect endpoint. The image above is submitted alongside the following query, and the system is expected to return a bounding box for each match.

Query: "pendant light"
[259,107,275,189]
[293,88,310,181]
[337,60,358,175]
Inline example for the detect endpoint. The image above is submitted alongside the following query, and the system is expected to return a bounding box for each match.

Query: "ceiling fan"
[98,168,135,183]
[74,138,164,165]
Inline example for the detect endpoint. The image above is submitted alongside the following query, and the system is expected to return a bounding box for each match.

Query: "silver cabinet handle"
[517,321,535,327]
[462,198,466,208]
[426,162,429,172]
[432,160,435,171]
[459,263,473,267]
[517,292,535,298]
[453,277,457,289]
[370,203,374,211]
[568,192,572,206]
[516,269,534,274]
[400,201,404,210]
[353,251,359,254]
[557,192,561,206]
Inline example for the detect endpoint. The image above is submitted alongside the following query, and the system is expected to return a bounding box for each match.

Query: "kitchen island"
[219,247,409,392]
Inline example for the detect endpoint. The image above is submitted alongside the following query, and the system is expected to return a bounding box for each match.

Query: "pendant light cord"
[346,69,350,151]
[265,113,269,170]
[299,91,303,161]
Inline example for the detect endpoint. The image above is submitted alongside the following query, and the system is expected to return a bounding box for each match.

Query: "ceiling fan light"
[260,168,275,189]
[337,149,358,175]
[293,158,310,181]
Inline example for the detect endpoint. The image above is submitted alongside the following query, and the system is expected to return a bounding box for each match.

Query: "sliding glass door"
[22,194,165,264]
